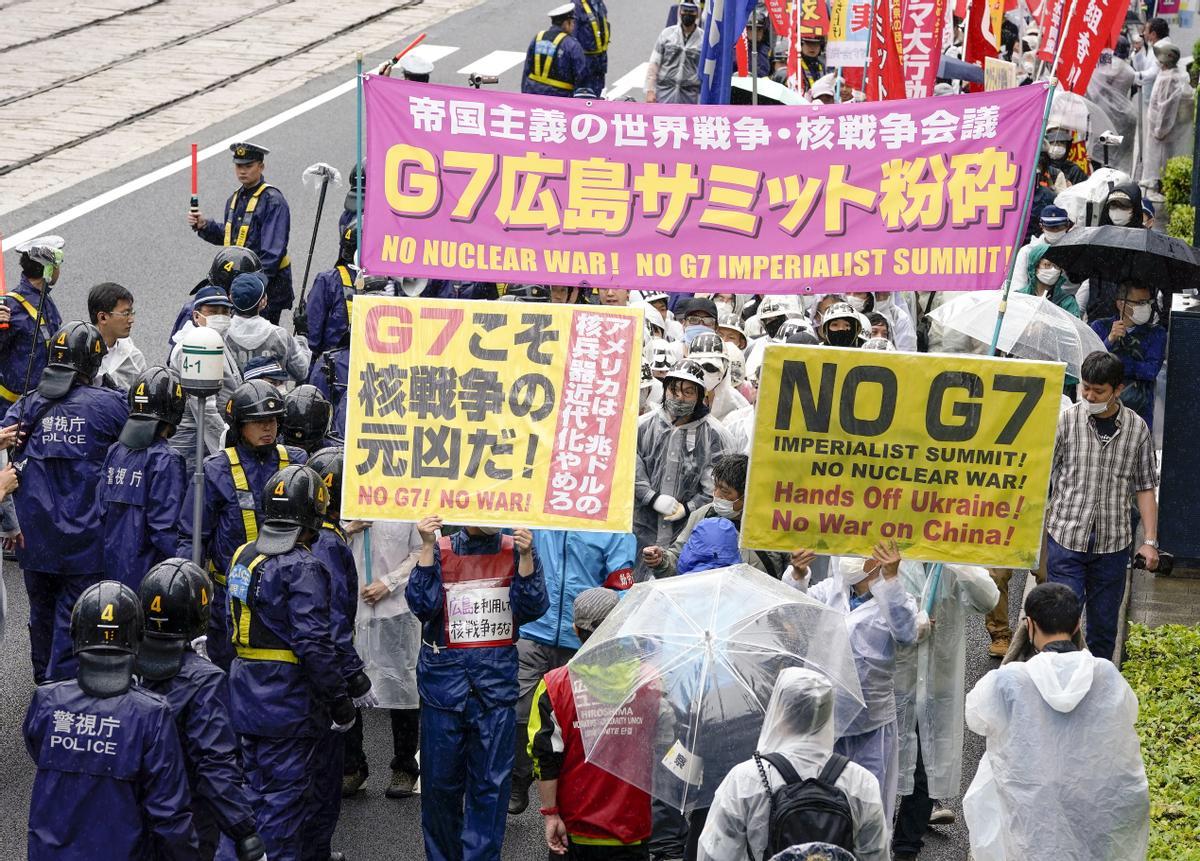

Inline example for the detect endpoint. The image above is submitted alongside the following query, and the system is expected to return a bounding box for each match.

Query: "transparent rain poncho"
[567,564,865,813]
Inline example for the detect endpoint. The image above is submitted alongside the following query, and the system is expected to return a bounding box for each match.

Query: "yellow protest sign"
[742,346,1064,567]
[343,297,642,531]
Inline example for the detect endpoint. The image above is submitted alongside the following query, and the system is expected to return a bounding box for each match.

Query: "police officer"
[744,9,772,78]
[302,223,358,360]
[167,247,263,352]
[23,580,199,859]
[574,0,611,95]
[137,559,267,861]
[100,367,188,592]
[406,517,549,861]
[384,52,435,80]
[339,163,363,235]
[189,142,294,324]
[281,384,337,453]
[305,447,375,860]
[177,379,307,670]
[308,274,395,438]
[0,236,65,405]
[227,465,371,861]
[3,322,128,682]
[522,4,589,97]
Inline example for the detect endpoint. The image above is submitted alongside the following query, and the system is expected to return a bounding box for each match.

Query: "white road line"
[455,50,525,78]
[604,61,647,100]
[1,44,459,253]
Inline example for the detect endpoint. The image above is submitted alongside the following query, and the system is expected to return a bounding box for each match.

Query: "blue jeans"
[1046,535,1129,661]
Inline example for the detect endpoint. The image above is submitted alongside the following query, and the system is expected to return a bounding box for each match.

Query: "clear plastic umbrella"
[567,564,865,813]
[927,290,1105,379]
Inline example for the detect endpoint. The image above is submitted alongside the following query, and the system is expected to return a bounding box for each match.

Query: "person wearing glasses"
[88,282,147,392]
[1090,281,1167,429]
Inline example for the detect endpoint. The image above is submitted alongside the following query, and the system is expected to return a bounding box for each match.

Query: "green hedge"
[1161,157,1193,209]
[1122,624,1200,857]
[1166,204,1195,245]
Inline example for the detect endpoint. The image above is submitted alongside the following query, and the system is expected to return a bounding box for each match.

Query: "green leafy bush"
[1166,204,1195,245]
[1161,156,1193,209]
[1122,624,1200,858]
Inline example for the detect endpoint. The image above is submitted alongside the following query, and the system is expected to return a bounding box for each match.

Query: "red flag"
[1037,0,1068,63]
[1056,0,1125,92]
[867,0,906,100]
[797,0,831,38]
[735,36,749,76]
[764,0,790,35]
[901,0,948,98]
[963,0,997,91]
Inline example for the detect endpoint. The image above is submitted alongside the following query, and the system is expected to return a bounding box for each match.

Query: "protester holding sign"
[405,516,548,861]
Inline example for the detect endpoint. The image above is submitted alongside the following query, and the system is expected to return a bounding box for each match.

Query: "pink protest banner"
[363,76,1049,295]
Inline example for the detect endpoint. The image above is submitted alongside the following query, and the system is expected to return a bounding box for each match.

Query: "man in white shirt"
[87,281,146,392]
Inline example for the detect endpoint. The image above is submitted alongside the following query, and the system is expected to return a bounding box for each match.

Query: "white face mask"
[702,369,724,391]
[1129,304,1153,326]
[842,564,873,586]
[1047,144,1068,160]
[714,300,734,317]
[1109,208,1133,226]
[1036,265,1061,286]
[1085,399,1112,416]
[203,313,232,336]
[1042,229,1067,245]
[844,296,866,313]
[873,294,892,310]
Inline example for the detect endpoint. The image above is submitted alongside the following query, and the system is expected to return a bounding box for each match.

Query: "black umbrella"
[1042,225,1200,291]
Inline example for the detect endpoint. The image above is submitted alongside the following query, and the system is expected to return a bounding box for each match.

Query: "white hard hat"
[862,337,895,351]
[818,302,862,338]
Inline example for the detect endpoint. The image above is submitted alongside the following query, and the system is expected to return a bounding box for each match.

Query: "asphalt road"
[0,0,1001,856]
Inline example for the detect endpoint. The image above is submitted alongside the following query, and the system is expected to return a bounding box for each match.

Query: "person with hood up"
[686,331,749,422]
[963,583,1149,860]
[816,303,863,348]
[698,667,889,861]
[223,272,310,383]
[1042,127,1087,185]
[891,562,999,860]
[406,516,548,861]
[803,543,919,821]
[1142,40,1194,194]
[99,367,188,592]
[1017,244,1081,317]
[843,293,916,351]
[168,285,243,471]
[633,359,731,578]
[643,454,791,579]
[1081,183,1147,321]
[136,559,267,861]
[3,321,128,682]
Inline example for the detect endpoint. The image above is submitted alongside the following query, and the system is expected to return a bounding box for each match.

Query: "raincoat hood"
[1025,242,1066,291]
[757,667,837,756]
[227,313,275,350]
[1098,182,1145,228]
[677,517,742,574]
[1023,649,1095,713]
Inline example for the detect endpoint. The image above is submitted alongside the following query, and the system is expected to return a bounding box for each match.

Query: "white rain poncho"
[698,668,889,861]
[894,563,999,800]
[808,560,919,819]
[350,521,422,708]
[633,404,731,563]
[1143,62,1194,187]
[963,649,1149,860]
[721,404,756,455]
[708,378,749,422]
[1086,55,1136,173]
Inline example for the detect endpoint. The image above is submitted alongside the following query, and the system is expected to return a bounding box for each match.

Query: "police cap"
[230,141,269,164]
[71,580,142,698]
[136,559,213,681]
[400,54,434,81]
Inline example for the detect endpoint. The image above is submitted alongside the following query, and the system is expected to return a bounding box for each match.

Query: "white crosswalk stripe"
[407,44,461,64]
[455,50,527,78]
[604,61,647,100]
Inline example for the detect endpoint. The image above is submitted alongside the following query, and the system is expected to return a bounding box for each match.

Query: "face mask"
[684,325,712,342]
[842,564,874,586]
[826,329,857,347]
[714,300,734,316]
[873,294,892,310]
[1042,229,1067,245]
[1036,266,1061,286]
[844,296,866,313]
[665,396,694,419]
[710,497,738,518]
[1109,208,1132,226]
[204,314,232,336]
[1129,304,1153,326]
[702,370,723,391]
[680,12,697,25]
[1085,398,1112,415]
[1047,144,1067,160]
[762,316,785,338]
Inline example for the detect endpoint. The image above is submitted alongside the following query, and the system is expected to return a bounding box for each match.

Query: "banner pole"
[989,81,1056,355]
[356,52,365,265]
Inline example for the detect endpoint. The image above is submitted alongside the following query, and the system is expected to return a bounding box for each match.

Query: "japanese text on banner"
[741,346,1063,567]
[363,77,1049,295]
[343,297,641,531]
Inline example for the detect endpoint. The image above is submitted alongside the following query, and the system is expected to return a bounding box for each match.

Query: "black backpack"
[752,751,856,860]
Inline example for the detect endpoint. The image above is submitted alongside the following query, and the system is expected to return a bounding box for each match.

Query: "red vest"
[439,534,517,649]
[543,665,653,844]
